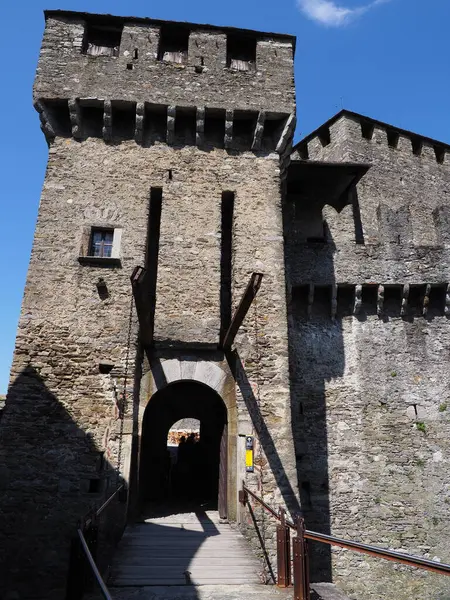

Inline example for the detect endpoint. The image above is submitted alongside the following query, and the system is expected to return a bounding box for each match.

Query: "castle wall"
[286,115,450,599]
[34,14,295,115]
[1,125,297,595]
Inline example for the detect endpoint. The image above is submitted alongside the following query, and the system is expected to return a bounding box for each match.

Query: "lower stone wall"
[289,313,450,599]
[0,316,135,598]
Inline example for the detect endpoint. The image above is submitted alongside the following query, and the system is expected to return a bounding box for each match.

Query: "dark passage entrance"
[140,381,228,514]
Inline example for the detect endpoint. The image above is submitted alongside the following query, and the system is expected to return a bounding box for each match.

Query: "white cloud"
[297,0,390,27]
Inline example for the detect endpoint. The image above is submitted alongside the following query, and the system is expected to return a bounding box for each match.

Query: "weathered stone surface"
[3,11,450,600]
[288,111,450,600]
[0,11,297,600]
[34,13,296,115]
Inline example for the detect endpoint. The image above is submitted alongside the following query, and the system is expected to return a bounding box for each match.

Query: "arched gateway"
[139,380,228,515]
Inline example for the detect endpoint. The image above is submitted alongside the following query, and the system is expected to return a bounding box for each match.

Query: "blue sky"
[0,0,449,393]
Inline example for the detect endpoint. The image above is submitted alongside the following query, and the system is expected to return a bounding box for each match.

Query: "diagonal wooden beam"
[221,272,263,350]
[130,266,154,348]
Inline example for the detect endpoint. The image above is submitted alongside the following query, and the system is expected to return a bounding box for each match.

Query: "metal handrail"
[80,484,125,529]
[242,484,450,577]
[96,484,124,517]
[77,529,113,600]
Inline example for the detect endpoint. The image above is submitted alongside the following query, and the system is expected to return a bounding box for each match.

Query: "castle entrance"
[139,380,228,517]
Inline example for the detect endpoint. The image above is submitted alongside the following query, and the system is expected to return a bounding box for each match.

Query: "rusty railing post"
[293,514,309,600]
[277,507,291,587]
[238,481,248,506]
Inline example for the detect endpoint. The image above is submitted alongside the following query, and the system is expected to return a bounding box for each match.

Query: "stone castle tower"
[0,10,298,599]
[1,9,450,600]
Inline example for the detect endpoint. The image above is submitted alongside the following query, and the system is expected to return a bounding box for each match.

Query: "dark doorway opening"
[139,381,228,516]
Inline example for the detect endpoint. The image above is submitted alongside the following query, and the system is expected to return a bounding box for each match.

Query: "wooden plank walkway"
[108,511,262,586]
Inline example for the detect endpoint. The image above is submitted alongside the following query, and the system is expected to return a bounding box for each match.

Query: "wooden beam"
[130,266,154,347]
[221,272,263,350]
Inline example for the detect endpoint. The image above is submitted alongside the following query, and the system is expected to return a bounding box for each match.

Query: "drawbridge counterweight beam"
[221,272,263,350]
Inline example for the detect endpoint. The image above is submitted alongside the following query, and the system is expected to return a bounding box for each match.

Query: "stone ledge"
[78,256,122,268]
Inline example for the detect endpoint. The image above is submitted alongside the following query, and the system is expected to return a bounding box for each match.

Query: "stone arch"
[143,358,228,395]
[133,356,238,519]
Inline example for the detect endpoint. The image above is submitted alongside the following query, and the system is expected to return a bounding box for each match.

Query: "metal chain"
[116,294,134,485]
[253,295,267,573]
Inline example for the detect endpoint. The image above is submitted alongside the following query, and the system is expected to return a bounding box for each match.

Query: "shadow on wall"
[0,366,127,600]
[226,350,301,518]
[285,222,347,582]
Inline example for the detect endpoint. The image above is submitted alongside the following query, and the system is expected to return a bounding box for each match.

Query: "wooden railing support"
[277,508,291,587]
[293,515,310,600]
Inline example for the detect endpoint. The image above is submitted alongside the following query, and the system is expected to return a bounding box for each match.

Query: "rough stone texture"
[34,13,295,115]
[0,11,297,599]
[287,112,450,600]
[3,9,450,600]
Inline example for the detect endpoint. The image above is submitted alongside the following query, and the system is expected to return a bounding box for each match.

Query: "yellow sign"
[245,436,254,472]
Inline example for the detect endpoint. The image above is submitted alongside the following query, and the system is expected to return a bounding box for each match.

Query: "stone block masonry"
[35,12,296,115]
[287,111,450,600]
[0,10,297,599]
[3,7,450,600]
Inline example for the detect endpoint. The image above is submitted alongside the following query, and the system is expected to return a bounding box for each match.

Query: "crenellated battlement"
[34,97,293,153]
[293,109,450,165]
[34,11,296,116]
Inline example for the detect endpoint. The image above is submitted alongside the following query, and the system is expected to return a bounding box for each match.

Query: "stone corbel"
[401,284,410,316]
[354,285,363,315]
[251,111,266,151]
[423,284,431,317]
[103,100,113,142]
[167,106,176,145]
[225,110,233,149]
[135,102,145,143]
[331,284,338,321]
[307,284,314,319]
[68,98,82,140]
[196,107,205,146]
[34,100,55,141]
[276,113,296,154]
[377,285,384,316]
